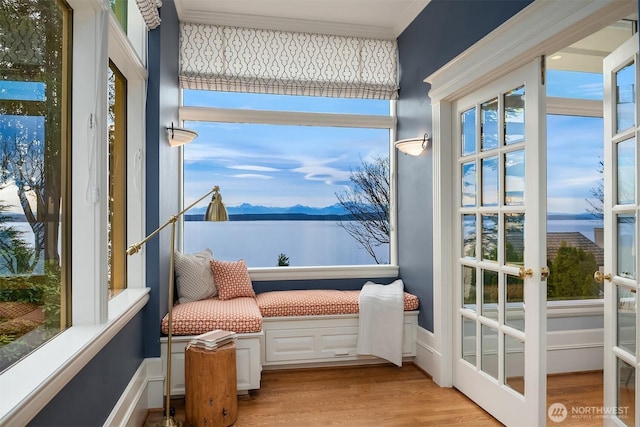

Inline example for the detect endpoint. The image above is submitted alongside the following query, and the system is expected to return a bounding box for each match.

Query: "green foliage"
[41,261,61,329]
[0,276,44,303]
[277,253,290,267]
[0,260,61,352]
[0,208,39,275]
[548,243,600,300]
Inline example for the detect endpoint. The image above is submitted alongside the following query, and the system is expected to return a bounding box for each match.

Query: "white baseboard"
[548,328,603,374]
[103,358,163,427]
[413,326,604,388]
[414,326,451,386]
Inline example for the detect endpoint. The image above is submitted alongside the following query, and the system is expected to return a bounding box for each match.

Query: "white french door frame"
[451,59,547,426]
[603,34,640,427]
[425,0,637,421]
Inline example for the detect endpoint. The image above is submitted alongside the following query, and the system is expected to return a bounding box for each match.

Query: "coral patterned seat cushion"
[256,289,419,317]
[161,296,262,335]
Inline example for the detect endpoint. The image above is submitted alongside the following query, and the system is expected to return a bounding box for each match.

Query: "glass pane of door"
[482,324,499,379]
[617,357,635,426]
[617,138,636,205]
[505,335,525,394]
[617,285,636,354]
[616,62,636,133]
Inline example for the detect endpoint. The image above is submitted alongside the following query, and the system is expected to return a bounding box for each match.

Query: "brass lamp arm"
[124,184,226,426]
[126,186,220,256]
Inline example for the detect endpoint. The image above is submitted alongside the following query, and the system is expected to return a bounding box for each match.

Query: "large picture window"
[182,91,393,268]
[0,0,71,373]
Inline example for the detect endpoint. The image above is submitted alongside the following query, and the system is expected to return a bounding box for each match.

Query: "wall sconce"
[395,133,430,156]
[166,122,198,146]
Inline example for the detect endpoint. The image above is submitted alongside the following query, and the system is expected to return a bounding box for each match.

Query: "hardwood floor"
[546,371,603,426]
[144,365,604,426]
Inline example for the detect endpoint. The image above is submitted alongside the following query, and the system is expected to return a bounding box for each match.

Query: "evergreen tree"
[548,243,599,300]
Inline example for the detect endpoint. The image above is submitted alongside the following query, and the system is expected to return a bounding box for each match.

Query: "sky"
[183,70,606,215]
[547,115,603,214]
[183,92,389,209]
[546,69,604,215]
[0,72,608,217]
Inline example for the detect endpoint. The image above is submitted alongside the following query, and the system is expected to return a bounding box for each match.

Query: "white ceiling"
[549,19,637,73]
[173,1,637,73]
[173,0,431,39]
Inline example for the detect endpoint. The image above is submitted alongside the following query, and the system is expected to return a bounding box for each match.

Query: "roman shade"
[180,23,399,100]
[135,0,161,30]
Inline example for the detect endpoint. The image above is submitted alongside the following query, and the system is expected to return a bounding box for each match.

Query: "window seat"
[256,289,419,317]
[160,288,419,396]
[160,297,262,335]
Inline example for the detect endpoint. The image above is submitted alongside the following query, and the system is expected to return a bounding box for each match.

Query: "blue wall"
[143,0,182,360]
[28,312,145,426]
[253,276,399,293]
[396,0,532,331]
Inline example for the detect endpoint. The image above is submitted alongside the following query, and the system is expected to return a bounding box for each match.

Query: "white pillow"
[174,249,217,303]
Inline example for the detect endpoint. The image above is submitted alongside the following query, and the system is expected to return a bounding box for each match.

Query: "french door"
[602,34,639,427]
[452,59,548,426]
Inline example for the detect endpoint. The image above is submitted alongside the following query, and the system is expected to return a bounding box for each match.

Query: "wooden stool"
[185,342,238,427]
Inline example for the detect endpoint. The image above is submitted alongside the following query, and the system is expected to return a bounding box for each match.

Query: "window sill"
[547,298,604,318]
[0,288,150,426]
[248,264,399,281]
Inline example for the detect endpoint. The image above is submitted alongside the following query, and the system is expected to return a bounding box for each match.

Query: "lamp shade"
[166,124,198,146]
[205,186,229,222]
[395,133,430,156]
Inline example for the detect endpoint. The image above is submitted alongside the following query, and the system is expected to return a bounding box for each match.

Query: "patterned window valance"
[135,0,161,30]
[179,24,399,100]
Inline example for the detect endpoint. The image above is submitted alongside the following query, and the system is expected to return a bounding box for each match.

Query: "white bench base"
[262,312,418,367]
[161,311,418,396]
[161,331,263,396]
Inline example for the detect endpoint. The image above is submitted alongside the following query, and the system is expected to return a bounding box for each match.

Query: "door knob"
[594,271,612,284]
[518,266,533,279]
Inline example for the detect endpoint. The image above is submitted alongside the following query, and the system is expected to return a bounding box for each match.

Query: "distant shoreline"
[185,213,363,221]
[184,213,601,222]
[1,212,603,223]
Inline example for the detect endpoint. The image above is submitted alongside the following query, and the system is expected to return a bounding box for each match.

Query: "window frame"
[0,0,72,373]
[179,98,400,280]
[0,1,149,423]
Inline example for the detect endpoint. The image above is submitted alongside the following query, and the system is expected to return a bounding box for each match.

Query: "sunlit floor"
[144,367,609,426]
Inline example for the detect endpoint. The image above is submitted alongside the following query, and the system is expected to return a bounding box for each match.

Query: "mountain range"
[189,203,351,216]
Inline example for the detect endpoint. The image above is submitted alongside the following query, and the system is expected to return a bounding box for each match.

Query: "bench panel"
[262,312,418,366]
[161,332,263,396]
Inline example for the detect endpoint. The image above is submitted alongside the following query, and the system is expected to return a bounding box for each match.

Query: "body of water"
[184,220,389,267]
[0,219,606,270]
[547,219,603,243]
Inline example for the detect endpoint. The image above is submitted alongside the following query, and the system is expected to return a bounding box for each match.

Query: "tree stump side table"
[185,342,238,427]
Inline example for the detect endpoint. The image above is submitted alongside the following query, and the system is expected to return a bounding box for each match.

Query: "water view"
[547,219,603,242]
[182,218,604,268]
[0,218,605,270]
[184,220,389,267]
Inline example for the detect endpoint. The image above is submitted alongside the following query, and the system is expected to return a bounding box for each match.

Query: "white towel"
[357,279,405,367]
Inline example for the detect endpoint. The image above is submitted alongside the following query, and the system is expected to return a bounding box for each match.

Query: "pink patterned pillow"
[210,259,256,300]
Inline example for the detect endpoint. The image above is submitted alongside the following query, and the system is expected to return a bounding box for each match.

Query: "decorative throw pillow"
[174,249,217,304]
[210,259,256,300]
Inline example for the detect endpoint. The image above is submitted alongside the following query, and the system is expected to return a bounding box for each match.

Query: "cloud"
[229,165,280,172]
[232,173,273,180]
[292,156,351,185]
